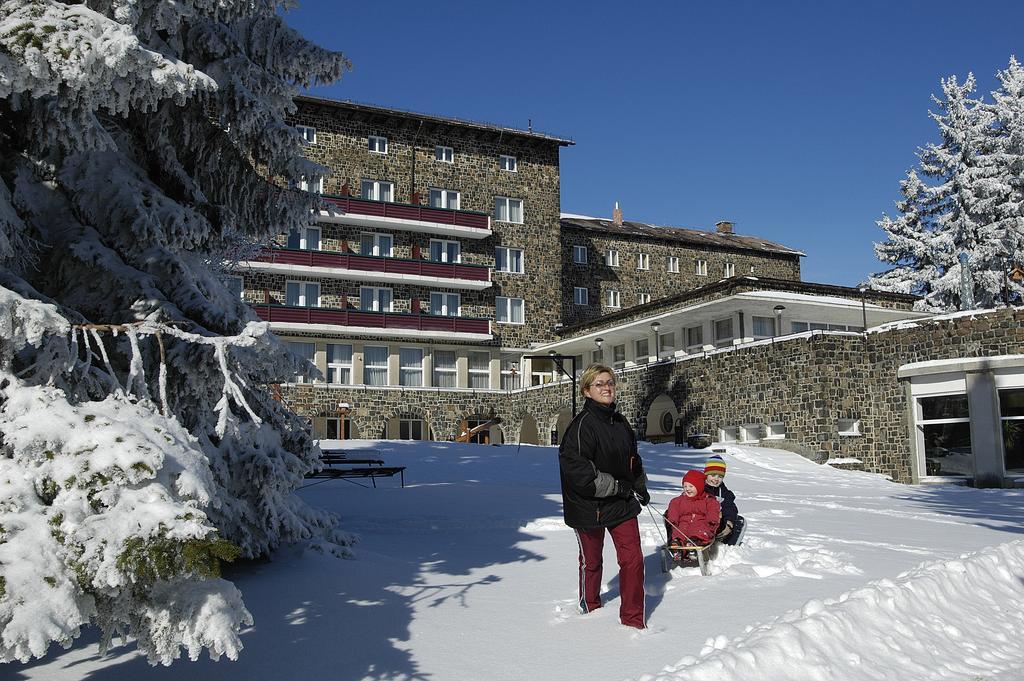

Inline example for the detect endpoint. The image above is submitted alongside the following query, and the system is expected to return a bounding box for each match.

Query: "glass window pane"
[287,229,301,249]
[511,299,524,324]
[380,183,392,202]
[360,234,374,255]
[509,249,522,273]
[305,283,319,306]
[999,388,1024,418]
[431,242,443,261]
[361,180,373,198]
[285,282,300,306]
[1004,420,1024,473]
[922,422,973,476]
[380,235,392,256]
[753,316,774,337]
[921,394,970,420]
[510,200,522,223]
[469,352,489,370]
[328,343,352,364]
[495,248,506,271]
[495,198,507,221]
[434,350,456,369]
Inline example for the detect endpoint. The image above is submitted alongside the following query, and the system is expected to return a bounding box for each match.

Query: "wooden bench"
[307,465,406,488]
[320,454,385,466]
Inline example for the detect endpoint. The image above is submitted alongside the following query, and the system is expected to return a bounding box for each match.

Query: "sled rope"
[646,500,699,547]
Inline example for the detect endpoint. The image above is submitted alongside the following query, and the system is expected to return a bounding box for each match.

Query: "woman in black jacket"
[558,364,650,629]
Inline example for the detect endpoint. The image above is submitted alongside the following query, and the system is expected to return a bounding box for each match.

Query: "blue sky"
[284,0,1024,286]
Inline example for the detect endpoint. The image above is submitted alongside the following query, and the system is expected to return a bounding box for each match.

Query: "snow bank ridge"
[643,540,1024,681]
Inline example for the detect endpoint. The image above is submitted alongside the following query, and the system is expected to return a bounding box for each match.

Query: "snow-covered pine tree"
[0,0,349,666]
[871,64,1024,310]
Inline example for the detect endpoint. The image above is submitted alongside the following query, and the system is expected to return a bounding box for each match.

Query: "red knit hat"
[682,469,705,496]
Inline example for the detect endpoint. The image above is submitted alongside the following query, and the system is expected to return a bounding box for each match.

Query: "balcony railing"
[319,195,491,231]
[253,247,490,282]
[252,304,491,335]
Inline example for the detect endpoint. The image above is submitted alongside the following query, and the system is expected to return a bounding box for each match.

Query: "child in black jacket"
[703,455,745,545]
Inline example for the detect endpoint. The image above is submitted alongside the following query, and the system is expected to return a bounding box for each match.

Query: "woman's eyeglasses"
[590,380,616,389]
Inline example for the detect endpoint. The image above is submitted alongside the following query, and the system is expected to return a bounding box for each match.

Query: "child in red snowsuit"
[665,469,721,546]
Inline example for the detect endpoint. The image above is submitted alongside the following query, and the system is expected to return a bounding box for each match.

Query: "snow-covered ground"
[10,441,1024,680]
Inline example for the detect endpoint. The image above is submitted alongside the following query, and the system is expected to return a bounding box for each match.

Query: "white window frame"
[295,125,316,144]
[429,239,461,263]
[605,249,620,267]
[433,350,457,388]
[495,246,524,274]
[399,347,424,387]
[430,291,461,317]
[667,256,679,273]
[573,287,589,306]
[360,232,393,258]
[724,262,736,277]
[605,289,621,309]
[696,259,708,276]
[368,135,388,154]
[494,196,524,223]
[285,280,320,308]
[500,155,517,172]
[500,356,521,390]
[638,292,651,305]
[435,145,454,163]
[495,297,525,325]
[573,245,588,264]
[637,252,650,270]
[468,351,490,389]
[362,346,389,385]
[326,343,353,385]
[359,286,393,312]
[429,187,461,210]
[361,179,394,202]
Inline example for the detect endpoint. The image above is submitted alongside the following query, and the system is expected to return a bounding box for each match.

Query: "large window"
[500,155,517,172]
[724,262,736,277]
[500,356,521,390]
[430,291,460,317]
[360,232,393,257]
[659,332,676,356]
[285,281,320,307]
[399,347,424,387]
[287,342,315,383]
[573,245,588,264]
[573,287,589,306]
[612,344,626,369]
[363,346,389,386]
[429,188,460,210]
[494,196,523,223]
[695,259,708,276]
[606,289,620,308]
[326,343,352,385]
[495,247,524,274]
[495,297,524,324]
[918,394,972,476]
[430,239,460,263]
[468,352,490,389]
[433,350,457,388]
[287,226,321,250]
[752,316,775,339]
[713,318,734,348]
[1000,389,1024,473]
[637,253,649,270]
[436,145,454,163]
[667,256,679,273]
[368,135,388,154]
[686,325,704,351]
[399,416,425,440]
[361,179,393,202]
[360,286,393,312]
[605,250,620,267]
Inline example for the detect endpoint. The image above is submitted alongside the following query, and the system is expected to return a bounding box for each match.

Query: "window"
[325,417,351,440]
[765,422,787,439]
[686,325,704,351]
[918,394,972,476]
[429,239,460,263]
[612,344,626,369]
[605,250,620,267]
[430,291,460,317]
[573,287,589,306]
[724,262,736,277]
[696,259,708,276]
[435,145,454,163]
[361,179,393,202]
[791,321,860,333]
[500,356,521,390]
[494,196,523,223]
[326,344,352,385]
[637,253,649,270]
[634,338,649,364]
[495,297,524,324]
[368,135,388,154]
[224,276,243,299]
[287,342,315,383]
[667,256,679,273]
[468,352,490,389]
[659,332,676,355]
[295,125,316,144]
[606,289,621,308]
[719,426,740,443]
[752,316,775,339]
[740,423,763,442]
[433,350,457,388]
[591,349,603,364]
[399,416,425,440]
[285,281,320,307]
[999,389,1024,473]
[500,155,517,172]
[713,317,734,347]
[573,245,588,264]
[363,346,389,386]
[287,226,321,250]
[399,347,423,387]
[838,419,862,436]
[360,232,393,257]
[638,292,651,305]
[429,188,460,210]
[359,286,393,312]
[495,247,524,274]
[298,175,323,194]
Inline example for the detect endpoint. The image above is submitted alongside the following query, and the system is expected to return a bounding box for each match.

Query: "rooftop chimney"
[715,220,734,235]
[612,202,623,226]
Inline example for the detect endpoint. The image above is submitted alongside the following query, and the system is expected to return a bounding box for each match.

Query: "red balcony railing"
[253,248,490,282]
[319,195,491,231]
[252,304,491,334]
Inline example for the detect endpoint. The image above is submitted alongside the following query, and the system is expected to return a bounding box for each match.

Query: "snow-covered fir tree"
[871,60,1024,310]
[0,0,349,666]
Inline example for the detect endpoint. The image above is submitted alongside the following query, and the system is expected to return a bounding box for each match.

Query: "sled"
[659,540,716,576]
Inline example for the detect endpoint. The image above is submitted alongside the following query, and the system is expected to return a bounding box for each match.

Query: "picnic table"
[308,448,405,488]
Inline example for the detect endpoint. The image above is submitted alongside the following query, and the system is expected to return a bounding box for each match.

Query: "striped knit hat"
[704,454,727,477]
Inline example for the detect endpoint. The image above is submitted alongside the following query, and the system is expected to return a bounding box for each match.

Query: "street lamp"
[651,321,661,361]
[336,401,352,441]
[593,337,604,364]
[527,352,578,416]
[858,287,868,332]
[773,305,785,337]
